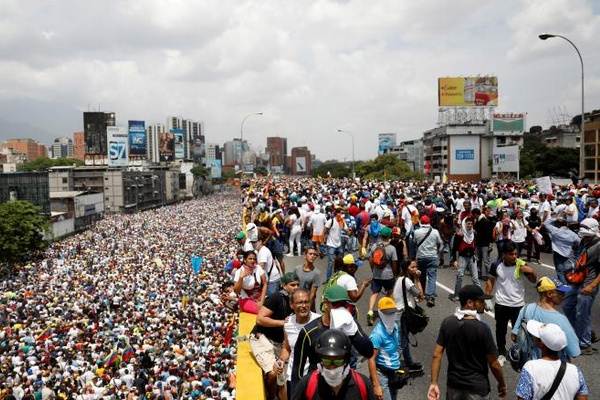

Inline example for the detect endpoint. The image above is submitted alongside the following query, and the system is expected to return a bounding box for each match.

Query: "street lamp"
[240,112,263,141]
[337,129,355,179]
[539,33,585,178]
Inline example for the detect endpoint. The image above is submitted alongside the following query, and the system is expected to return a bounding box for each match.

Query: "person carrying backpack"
[292,329,376,400]
[366,226,398,326]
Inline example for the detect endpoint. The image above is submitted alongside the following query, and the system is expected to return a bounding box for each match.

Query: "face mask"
[378,311,397,334]
[318,364,349,387]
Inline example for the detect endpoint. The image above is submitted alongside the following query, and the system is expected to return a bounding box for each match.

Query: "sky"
[0,0,599,161]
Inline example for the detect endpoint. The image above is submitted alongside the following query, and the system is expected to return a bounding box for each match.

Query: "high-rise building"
[0,172,50,215]
[290,146,312,175]
[204,143,222,165]
[0,138,47,161]
[83,112,115,165]
[73,131,85,160]
[266,137,287,173]
[223,139,248,166]
[51,137,74,159]
[146,123,167,163]
[167,116,205,162]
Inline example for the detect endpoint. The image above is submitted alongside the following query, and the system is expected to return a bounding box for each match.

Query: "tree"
[255,166,268,176]
[190,164,209,178]
[356,154,419,180]
[519,135,579,178]
[0,200,49,271]
[18,157,83,172]
[312,161,352,178]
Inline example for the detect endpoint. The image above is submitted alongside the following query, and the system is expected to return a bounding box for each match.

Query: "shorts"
[371,278,395,294]
[249,333,283,375]
[312,234,325,244]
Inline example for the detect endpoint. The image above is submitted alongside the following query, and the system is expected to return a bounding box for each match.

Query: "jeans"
[325,245,343,279]
[267,280,281,296]
[377,370,397,400]
[494,303,522,355]
[398,312,414,366]
[563,286,599,348]
[446,386,490,400]
[553,252,573,285]
[476,246,491,279]
[454,255,480,296]
[417,257,438,299]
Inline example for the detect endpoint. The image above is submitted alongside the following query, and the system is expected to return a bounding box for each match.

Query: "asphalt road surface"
[284,248,600,398]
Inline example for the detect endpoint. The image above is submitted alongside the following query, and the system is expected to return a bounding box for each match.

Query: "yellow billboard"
[438,76,498,107]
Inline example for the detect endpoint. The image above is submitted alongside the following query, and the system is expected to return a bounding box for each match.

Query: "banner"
[172,128,184,159]
[536,176,553,194]
[211,160,222,179]
[449,135,480,175]
[107,127,128,167]
[191,255,203,275]
[128,120,146,156]
[492,145,520,173]
[492,113,525,134]
[296,157,306,173]
[438,76,498,107]
[159,131,174,162]
[378,133,396,155]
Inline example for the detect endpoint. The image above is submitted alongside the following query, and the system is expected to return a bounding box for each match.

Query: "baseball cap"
[323,285,350,302]
[420,215,430,225]
[280,272,299,285]
[235,231,246,241]
[526,320,567,351]
[392,227,402,236]
[342,254,356,265]
[579,218,599,237]
[536,276,571,294]
[380,226,392,238]
[377,296,397,313]
[458,284,493,304]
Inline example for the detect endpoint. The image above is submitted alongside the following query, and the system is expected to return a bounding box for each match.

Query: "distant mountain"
[0,98,82,144]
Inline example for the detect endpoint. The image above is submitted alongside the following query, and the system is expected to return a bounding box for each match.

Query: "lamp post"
[539,33,585,178]
[337,129,355,179]
[239,112,263,168]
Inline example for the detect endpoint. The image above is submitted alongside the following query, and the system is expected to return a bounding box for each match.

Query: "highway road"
[285,248,600,398]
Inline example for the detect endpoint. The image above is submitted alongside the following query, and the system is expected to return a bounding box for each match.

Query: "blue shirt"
[544,218,580,258]
[369,320,401,369]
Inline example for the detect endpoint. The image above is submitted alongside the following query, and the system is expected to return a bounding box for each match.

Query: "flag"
[191,255,203,275]
[223,320,235,347]
[36,326,52,342]
[104,350,121,368]
[122,347,135,363]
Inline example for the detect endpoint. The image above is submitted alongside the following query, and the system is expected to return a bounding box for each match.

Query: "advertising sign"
[492,145,520,173]
[159,131,174,162]
[172,128,184,159]
[438,76,498,107]
[296,157,306,173]
[211,160,222,179]
[536,176,553,194]
[128,120,146,156]
[107,127,128,167]
[378,133,396,155]
[492,113,525,134]
[449,135,480,175]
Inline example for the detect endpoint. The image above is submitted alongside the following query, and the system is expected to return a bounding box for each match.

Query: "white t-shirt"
[491,262,526,307]
[257,246,280,283]
[512,220,527,243]
[310,213,327,235]
[325,217,343,248]
[336,273,358,292]
[392,277,416,312]
[518,359,587,400]
[538,200,551,220]
[401,206,413,233]
[233,266,266,299]
[566,203,579,223]
[284,312,320,380]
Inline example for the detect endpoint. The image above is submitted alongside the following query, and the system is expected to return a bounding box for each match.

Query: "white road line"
[435,280,496,318]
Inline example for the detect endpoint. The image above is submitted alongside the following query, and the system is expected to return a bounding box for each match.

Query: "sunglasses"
[320,358,346,367]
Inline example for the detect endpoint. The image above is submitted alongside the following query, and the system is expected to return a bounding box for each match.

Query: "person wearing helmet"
[291,285,374,387]
[292,329,375,400]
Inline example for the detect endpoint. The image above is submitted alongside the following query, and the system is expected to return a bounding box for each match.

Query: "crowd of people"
[234,177,597,399]
[1,198,241,399]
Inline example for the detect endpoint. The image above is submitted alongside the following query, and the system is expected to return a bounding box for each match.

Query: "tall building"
[204,143,222,165]
[290,146,312,175]
[0,138,47,161]
[83,111,115,163]
[223,138,248,166]
[0,172,50,215]
[582,110,600,182]
[73,131,85,160]
[385,139,424,172]
[167,116,205,162]
[147,123,167,163]
[51,137,74,159]
[266,137,287,173]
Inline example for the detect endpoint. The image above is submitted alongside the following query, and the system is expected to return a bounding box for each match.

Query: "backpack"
[575,197,586,223]
[266,236,284,260]
[305,369,367,400]
[507,304,538,372]
[369,220,381,237]
[408,205,420,225]
[566,241,596,285]
[369,243,388,268]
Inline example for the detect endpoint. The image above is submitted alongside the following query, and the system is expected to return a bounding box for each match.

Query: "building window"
[62,177,68,184]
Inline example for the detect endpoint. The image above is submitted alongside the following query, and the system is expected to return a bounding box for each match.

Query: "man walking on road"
[428,285,507,400]
[413,215,443,307]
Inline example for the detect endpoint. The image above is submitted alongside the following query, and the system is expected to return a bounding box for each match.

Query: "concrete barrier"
[235,312,265,400]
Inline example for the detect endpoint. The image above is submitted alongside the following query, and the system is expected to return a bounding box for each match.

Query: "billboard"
[492,113,525,134]
[296,157,306,173]
[378,133,396,155]
[128,120,146,156]
[107,127,128,167]
[159,131,174,162]
[211,160,222,179]
[492,145,520,173]
[438,76,498,107]
[449,135,480,175]
[172,128,184,159]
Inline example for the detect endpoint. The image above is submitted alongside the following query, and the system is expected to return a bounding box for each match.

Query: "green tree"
[312,161,352,178]
[18,157,83,172]
[519,135,579,178]
[190,164,210,178]
[356,154,418,180]
[255,166,268,176]
[0,200,49,271]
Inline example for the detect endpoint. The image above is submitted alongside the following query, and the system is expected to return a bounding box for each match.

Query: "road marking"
[435,280,496,318]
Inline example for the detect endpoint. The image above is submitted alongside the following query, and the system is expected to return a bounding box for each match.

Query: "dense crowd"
[0,198,240,399]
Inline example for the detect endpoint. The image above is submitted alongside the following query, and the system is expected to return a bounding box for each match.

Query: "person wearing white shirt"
[565,197,579,224]
[587,198,599,219]
[253,232,281,296]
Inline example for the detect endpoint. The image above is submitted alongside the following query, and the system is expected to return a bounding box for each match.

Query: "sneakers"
[581,347,597,356]
[497,355,506,367]
[285,253,295,257]
[427,298,435,308]
[406,362,423,372]
[367,311,375,326]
